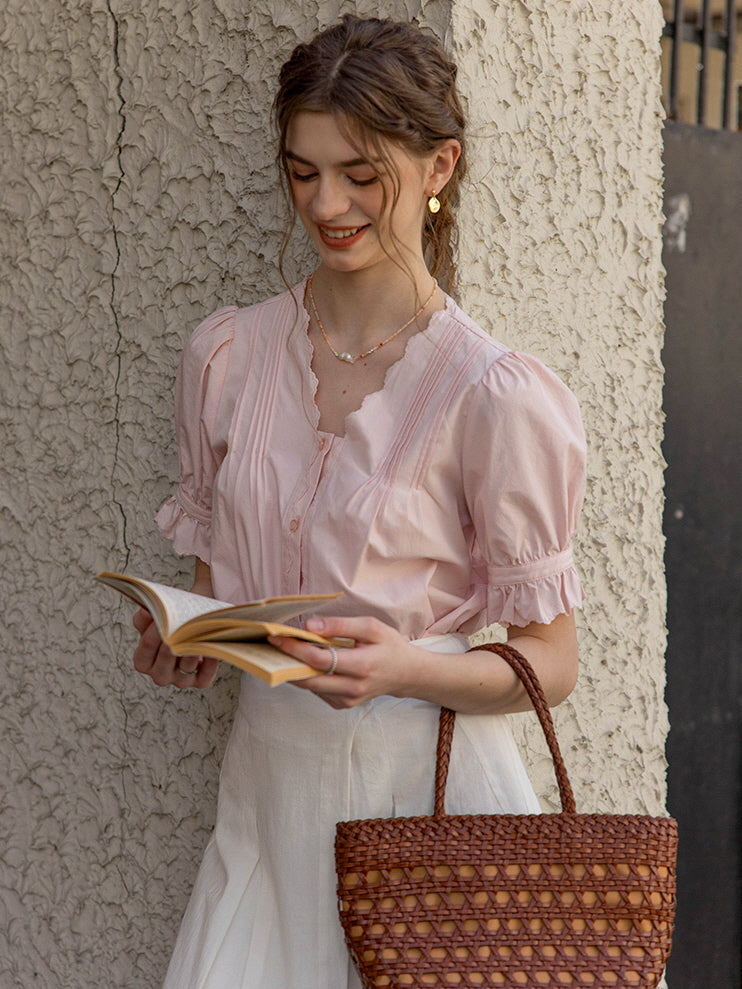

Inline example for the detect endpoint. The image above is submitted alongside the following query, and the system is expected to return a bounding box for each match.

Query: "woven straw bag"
[335,642,677,988]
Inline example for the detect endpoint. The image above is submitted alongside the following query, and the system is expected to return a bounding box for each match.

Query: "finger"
[193,657,219,688]
[172,670,197,688]
[149,642,181,686]
[304,614,386,643]
[133,620,166,674]
[175,655,201,677]
[308,691,345,709]
[171,658,200,689]
[293,674,363,709]
[170,654,208,690]
[293,677,345,698]
[267,635,341,675]
[133,607,154,635]
[150,653,219,690]
[269,636,352,696]
[171,656,219,689]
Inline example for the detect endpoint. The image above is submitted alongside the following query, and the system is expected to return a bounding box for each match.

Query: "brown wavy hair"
[273,14,467,293]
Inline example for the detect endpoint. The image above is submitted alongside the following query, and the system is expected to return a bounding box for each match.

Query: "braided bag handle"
[434,642,576,816]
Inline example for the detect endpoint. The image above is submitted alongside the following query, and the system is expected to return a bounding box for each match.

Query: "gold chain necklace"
[307,275,438,365]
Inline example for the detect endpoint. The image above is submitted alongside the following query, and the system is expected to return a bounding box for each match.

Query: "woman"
[133,15,586,989]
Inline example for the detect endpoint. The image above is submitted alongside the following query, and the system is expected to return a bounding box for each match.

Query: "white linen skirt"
[161,635,540,989]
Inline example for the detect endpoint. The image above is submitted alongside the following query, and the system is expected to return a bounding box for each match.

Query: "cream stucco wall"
[0,1,668,985]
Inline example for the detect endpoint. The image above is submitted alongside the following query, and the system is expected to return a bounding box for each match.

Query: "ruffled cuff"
[155,489,211,563]
[485,547,585,627]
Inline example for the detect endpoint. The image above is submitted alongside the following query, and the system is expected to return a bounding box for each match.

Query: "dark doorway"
[662,121,742,988]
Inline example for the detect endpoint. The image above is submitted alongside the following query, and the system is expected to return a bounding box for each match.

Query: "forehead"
[284,110,418,171]
[285,111,372,159]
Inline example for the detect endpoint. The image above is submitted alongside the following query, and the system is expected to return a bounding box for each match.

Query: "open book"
[97,571,344,686]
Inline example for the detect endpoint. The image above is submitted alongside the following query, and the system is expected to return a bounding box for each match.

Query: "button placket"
[282,435,334,592]
[297,437,341,593]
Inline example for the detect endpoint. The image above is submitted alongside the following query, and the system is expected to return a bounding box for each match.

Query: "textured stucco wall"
[452,0,669,815]
[0,1,667,985]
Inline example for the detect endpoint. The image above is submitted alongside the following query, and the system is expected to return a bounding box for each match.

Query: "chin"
[316,252,373,274]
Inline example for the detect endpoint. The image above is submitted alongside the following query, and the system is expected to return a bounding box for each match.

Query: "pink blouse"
[156,282,585,636]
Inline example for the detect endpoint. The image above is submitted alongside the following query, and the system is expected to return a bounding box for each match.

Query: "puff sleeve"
[461,351,586,628]
[154,308,236,562]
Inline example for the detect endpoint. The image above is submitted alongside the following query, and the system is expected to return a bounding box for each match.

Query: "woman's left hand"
[267,616,418,709]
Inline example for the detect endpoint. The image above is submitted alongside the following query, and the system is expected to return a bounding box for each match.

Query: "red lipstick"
[317,224,370,249]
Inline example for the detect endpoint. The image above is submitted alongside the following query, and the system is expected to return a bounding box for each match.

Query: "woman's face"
[284,111,431,276]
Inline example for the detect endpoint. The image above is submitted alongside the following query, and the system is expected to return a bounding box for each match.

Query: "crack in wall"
[105,0,136,825]
[107,0,130,569]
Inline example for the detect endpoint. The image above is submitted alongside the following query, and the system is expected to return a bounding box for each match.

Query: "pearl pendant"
[337,352,355,364]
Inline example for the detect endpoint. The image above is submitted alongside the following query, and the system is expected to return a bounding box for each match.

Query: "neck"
[308,263,439,352]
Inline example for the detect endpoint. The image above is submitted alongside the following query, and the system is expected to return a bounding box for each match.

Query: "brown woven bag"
[335,642,677,988]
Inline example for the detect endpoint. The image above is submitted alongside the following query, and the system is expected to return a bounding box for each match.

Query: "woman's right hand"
[132,607,219,689]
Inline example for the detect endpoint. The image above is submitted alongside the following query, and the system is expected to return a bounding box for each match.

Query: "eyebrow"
[285,151,376,168]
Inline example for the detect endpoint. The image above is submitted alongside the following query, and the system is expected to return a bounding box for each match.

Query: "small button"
[319,437,326,450]
[289,518,299,532]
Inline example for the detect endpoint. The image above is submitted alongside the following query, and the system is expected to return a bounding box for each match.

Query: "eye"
[349,175,379,187]
[290,170,317,183]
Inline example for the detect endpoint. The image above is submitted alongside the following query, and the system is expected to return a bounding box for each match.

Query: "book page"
[173,639,320,686]
[180,594,340,632]
[97,572,341,640]
[97,574,234,639]
[177,621,334,644]
[137,579,236,631]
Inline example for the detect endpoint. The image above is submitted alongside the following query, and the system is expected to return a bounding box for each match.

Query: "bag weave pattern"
[335,643,677,988]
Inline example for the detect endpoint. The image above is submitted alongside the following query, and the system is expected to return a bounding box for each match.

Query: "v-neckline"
[291,279,454,439]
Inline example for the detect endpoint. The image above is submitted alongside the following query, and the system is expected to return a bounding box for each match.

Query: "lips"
[317,224,370,249]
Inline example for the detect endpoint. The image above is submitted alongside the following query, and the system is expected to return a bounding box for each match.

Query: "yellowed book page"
[97,572,340,642]
[97,571,341,644]
[97,573,233,639]
[171,620,334,646]
[177,594,341,631]
[172,639,321,686]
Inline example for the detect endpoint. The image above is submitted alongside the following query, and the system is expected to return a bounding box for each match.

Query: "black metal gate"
[662,121,742,988]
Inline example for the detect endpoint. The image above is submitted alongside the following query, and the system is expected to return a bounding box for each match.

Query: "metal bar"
[722,0,737,129]
[679,23,725,49]
[668,0,685,121]
[697,0,712,125]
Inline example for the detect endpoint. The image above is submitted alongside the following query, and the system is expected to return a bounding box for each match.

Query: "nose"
[311,175,351,222]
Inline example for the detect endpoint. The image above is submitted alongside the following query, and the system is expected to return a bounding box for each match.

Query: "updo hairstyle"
[273,14,467,292]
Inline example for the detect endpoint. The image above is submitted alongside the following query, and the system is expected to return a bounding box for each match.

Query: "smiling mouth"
[319,225,369,240]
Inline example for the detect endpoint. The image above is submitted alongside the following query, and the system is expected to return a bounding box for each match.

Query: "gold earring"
[427,191,441,214]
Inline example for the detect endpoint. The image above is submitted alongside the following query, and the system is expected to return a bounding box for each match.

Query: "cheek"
[370,187,399,234]
[387,200,426,240]
[378,177,426,234]
[347,186,382,225]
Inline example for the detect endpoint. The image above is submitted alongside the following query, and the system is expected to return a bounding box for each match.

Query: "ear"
[426,139,461,196]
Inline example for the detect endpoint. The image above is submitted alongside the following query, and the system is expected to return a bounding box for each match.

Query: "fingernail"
[306,618,324,632]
